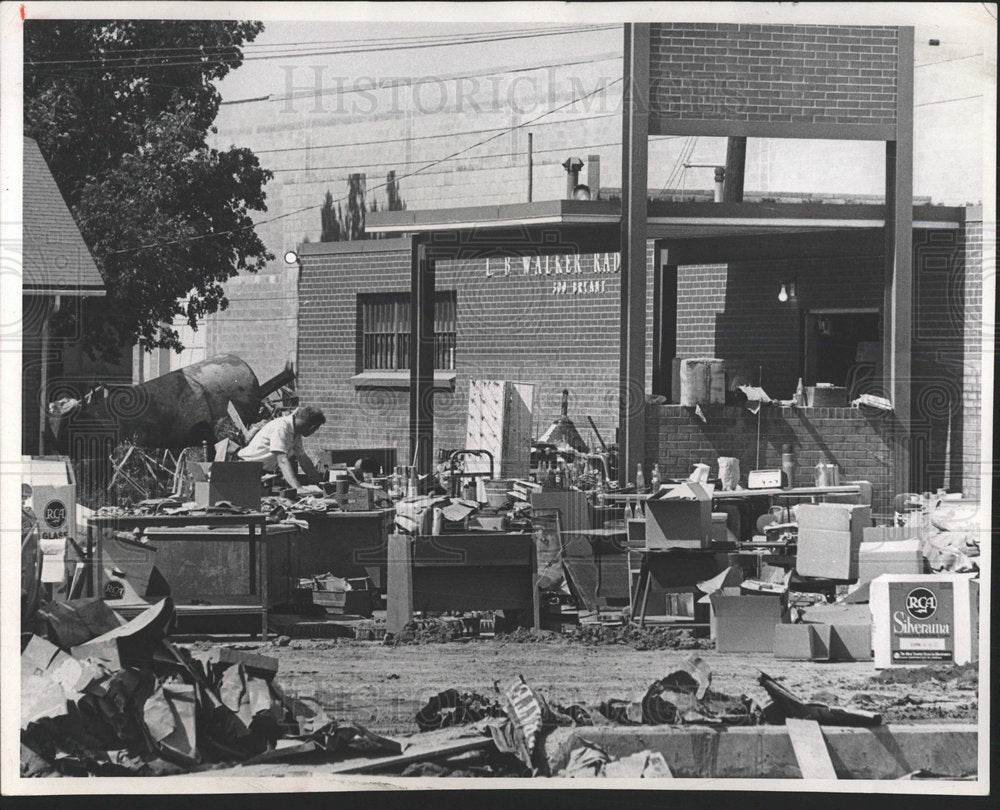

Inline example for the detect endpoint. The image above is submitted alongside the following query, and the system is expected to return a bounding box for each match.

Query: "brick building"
[286,23,987,517]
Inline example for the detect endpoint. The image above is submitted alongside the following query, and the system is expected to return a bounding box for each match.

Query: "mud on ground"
[185,636,979,737]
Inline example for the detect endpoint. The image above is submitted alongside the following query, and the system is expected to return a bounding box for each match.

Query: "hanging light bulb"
[778,283,789,303]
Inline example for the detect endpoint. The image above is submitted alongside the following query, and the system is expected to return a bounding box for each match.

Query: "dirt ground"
[184,636,979,737]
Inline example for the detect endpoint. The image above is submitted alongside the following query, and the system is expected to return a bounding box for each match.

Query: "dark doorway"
[803,310,881,393]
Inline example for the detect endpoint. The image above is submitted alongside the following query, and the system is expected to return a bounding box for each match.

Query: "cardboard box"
[858,539,923,583]
[796,504,870,580]
[644,482,714,549]
[23,456,79,595]
[863,526,925,543]
[828,623,872,662]
[870,574,978,667]
[710,590,790,652]
[773,623,831,661]
[192,461,262,510]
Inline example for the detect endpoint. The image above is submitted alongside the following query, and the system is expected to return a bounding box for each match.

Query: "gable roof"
[23,136,105,295]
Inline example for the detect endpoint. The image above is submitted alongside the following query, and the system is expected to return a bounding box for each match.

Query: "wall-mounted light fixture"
[777,280,796,303]
[284,250,299,265]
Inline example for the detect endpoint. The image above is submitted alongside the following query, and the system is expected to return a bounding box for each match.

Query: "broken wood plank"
[325,737,494,774]
[786,718,837,780]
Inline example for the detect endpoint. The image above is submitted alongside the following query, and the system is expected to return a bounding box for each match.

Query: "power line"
[49,27,587,57]
[268,140,627,174]
[233,53,623,107]
[914,94,984,107]
[252,112,622,155]
[25,25,619,70]
[914,52,984,68]
[25,24,606,63]
[96,76,623,258]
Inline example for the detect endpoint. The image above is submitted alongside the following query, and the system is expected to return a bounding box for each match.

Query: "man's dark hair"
[297,405,326,430]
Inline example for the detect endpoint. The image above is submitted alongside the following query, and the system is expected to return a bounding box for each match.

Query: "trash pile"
[404,656,882,777]
[20,598,402,777]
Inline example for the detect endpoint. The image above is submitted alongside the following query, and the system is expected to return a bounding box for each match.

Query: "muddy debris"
[867,661,978,687]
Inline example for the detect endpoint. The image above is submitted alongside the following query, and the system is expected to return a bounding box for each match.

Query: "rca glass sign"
[44,499,67,530]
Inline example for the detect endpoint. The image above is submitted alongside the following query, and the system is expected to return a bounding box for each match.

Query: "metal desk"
[87,512,270,639]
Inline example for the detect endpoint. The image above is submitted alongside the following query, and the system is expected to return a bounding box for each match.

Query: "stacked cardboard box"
[796,503,870,580]
[644,482,713,550]
[190,461,262,510]
[710,588,790,653]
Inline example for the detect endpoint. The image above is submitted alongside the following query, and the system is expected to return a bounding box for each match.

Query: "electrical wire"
[233,52,623,107]
[252,112,622,155]
[96,76,623,258]
[914,52,984,68]
[268,140,628,174]
[914,94,984,107]
[25,25,619,70]
[25,24,608,62]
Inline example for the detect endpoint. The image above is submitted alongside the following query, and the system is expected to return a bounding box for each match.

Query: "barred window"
[358,292,456,371]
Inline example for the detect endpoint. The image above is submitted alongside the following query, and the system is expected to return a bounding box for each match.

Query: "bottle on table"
[635,463,645,493]
[650,463,661,493]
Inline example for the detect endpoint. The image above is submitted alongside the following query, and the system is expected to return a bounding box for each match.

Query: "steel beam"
[619,23,650,486]
[409,237,435,482]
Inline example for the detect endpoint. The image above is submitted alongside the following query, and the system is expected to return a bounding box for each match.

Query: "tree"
[320,191,340,242]
[345,173,366,241]
[24,20,273,361]
[386,170,406,212]
[320,170,405,242]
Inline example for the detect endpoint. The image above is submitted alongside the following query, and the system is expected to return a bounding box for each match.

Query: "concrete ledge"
[543,724,978,779]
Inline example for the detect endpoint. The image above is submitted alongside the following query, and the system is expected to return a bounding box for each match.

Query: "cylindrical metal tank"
[51,354,267,450]
[124,353,261,448]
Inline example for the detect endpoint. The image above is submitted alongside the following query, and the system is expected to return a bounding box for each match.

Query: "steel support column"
[618,23,650,486]
[884,27,914,496]
[409,237,435,482]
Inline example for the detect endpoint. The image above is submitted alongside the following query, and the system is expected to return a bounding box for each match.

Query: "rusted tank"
[49,354,294,450]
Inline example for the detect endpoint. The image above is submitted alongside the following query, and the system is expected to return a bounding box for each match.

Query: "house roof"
[22,137,105,295]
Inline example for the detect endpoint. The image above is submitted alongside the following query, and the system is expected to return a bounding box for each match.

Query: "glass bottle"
[635,463,645,493]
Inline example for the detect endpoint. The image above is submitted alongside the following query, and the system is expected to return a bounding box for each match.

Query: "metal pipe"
[527,132,533,202]
[587,154,601,200]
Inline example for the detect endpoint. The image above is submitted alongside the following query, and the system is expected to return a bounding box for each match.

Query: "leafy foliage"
[319,170,405,243]
[24,20,273,360]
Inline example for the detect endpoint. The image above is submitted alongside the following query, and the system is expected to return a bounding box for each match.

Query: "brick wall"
[648,23,898,125]
[957,214,984,501]
[675,252,885,398]
[296,240,655,464]
[645,404,898,515]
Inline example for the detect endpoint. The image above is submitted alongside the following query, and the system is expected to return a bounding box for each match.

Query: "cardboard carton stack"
[795,503,870,580]
[858,526,924,583]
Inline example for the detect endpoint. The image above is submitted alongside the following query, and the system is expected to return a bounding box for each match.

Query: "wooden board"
[786,718,838,780]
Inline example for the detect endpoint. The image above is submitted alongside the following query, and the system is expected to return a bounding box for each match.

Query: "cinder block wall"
[648,23,899,126]
[644,404,898,516]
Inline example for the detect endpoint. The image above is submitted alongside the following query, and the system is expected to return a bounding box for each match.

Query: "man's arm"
[275,452,303,490]
[297,452,322,485]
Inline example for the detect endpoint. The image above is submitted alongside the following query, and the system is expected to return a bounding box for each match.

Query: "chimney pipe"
[562,156,584,199]
[587,154,601,200]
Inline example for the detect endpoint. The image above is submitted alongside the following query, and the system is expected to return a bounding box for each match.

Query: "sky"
[207,4,995,206]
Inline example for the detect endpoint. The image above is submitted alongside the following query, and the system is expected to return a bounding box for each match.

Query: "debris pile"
[20,597,401,777]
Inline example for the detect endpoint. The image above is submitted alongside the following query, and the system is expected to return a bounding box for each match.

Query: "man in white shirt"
[238,405,325,491]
